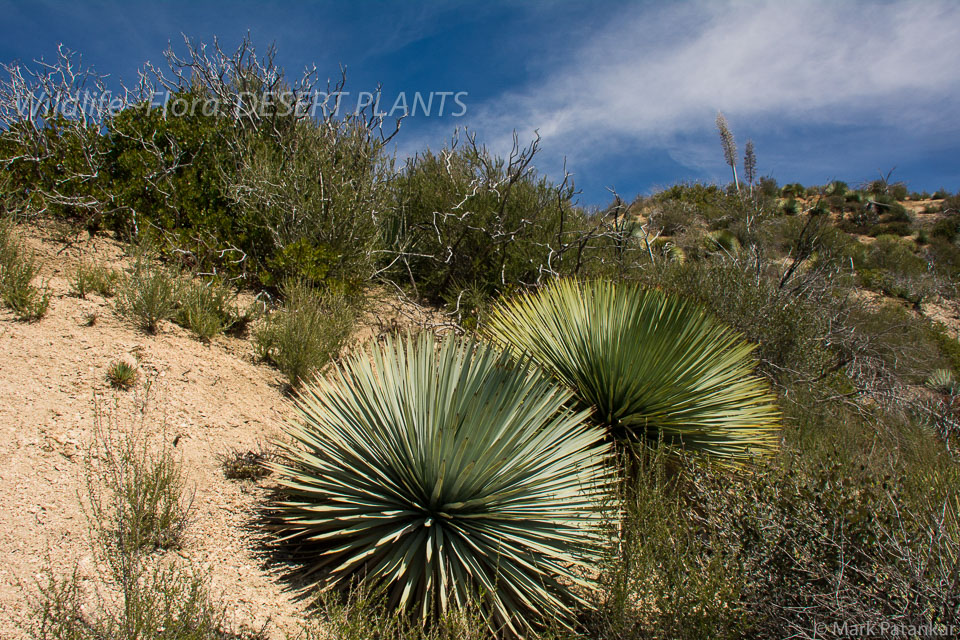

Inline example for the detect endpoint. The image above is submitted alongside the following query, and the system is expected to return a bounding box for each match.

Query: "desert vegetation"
[1,35,959,640]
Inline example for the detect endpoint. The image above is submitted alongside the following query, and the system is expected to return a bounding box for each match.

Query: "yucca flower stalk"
[272,334,612,635]
[484,279,781,461]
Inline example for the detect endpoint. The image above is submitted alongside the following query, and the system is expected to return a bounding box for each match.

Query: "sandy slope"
[0,227,313,638]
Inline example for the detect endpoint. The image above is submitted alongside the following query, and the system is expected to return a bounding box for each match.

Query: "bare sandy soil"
[0,225,429,639]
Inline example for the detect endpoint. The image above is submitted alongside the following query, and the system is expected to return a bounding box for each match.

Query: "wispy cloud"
[458,0,960,173]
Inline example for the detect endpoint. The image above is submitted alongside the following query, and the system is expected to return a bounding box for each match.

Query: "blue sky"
[1,0,958,204]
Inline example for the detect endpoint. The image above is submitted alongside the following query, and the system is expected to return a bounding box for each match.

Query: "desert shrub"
[174,277,238,341]
[651,182,744,230]
[880,201,911,223]
[85,415,191,554]
[227,118,392,290]
[927,238,960,277]
[647,199,700,236]
[301,585,493,640]
[106,359,138,390]
[859,234,926,275]
[384,137,581,304]
[780,197,799,215]
[581,395,960,640]
[643,257,835,385]
[272,334,611,634]
[0,220,50,320]
[71,261,120,298]
[485,279,781,461]
[867,220,913,237]
[116,256,179,333]
[253,279,355,388]
[30,398,254,640]
[931,214,960,242]
[780,183,805,198]
[580,445,748,640]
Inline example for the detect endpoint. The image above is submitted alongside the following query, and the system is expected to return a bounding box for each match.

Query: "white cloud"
[462,0,960,171]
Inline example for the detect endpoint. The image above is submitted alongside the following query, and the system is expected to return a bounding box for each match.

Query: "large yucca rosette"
[272,333,612,635]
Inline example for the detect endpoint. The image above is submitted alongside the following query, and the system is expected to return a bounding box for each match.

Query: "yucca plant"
[484,279,781,461]
[272,334,611,635]
[927,368,958,395]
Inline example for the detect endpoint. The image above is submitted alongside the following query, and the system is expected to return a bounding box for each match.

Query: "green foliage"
[0,220,49,320]
[253,279,355,388]
[31,400,254,640]
[780,197,799,215]
[71,261,120,298]
[927,368,958,394]
[86,422,191,554]
[651,182,742,228]
[273,334,611,635]
[174,277,238,342]
[780,183,805,198]
[231,118,392,289]
[858,234,926,276]
[705,228,740,254]
[385,142,578,303]
[115,257,179,333]
[485,279,782,461]
[304,585,492,640]
[581,446,747,640]
[105,92,236,241]
[931,214,960,242]
[106,359,138,390]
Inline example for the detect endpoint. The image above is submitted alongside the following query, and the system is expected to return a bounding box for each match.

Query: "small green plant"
[254,279,355,388]
[0,220,50,321]
[71,261,120,298]
[175,277,238,342]
[82,311,98,326]
[116,258,179,334]
[106,359,138,390]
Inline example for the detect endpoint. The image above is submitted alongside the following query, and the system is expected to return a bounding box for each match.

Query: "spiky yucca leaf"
[273,334,611,635]
[484,279,781,461]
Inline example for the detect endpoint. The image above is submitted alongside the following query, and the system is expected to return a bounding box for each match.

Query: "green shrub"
[780,183,805,198]
[867,221,912,237]
[780,197,799,215]
[86,422,191,554]
[0,220,50,320]
[859,234,926,276]
[253,279,355,388]
[71,261,120,298]
[115,258,179,333]
[384,141,579,304]
[931,214,960,242]
[273,334,611,634]
[485,279,782,461]
[174,277,237,342]
[31,401,252,640]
